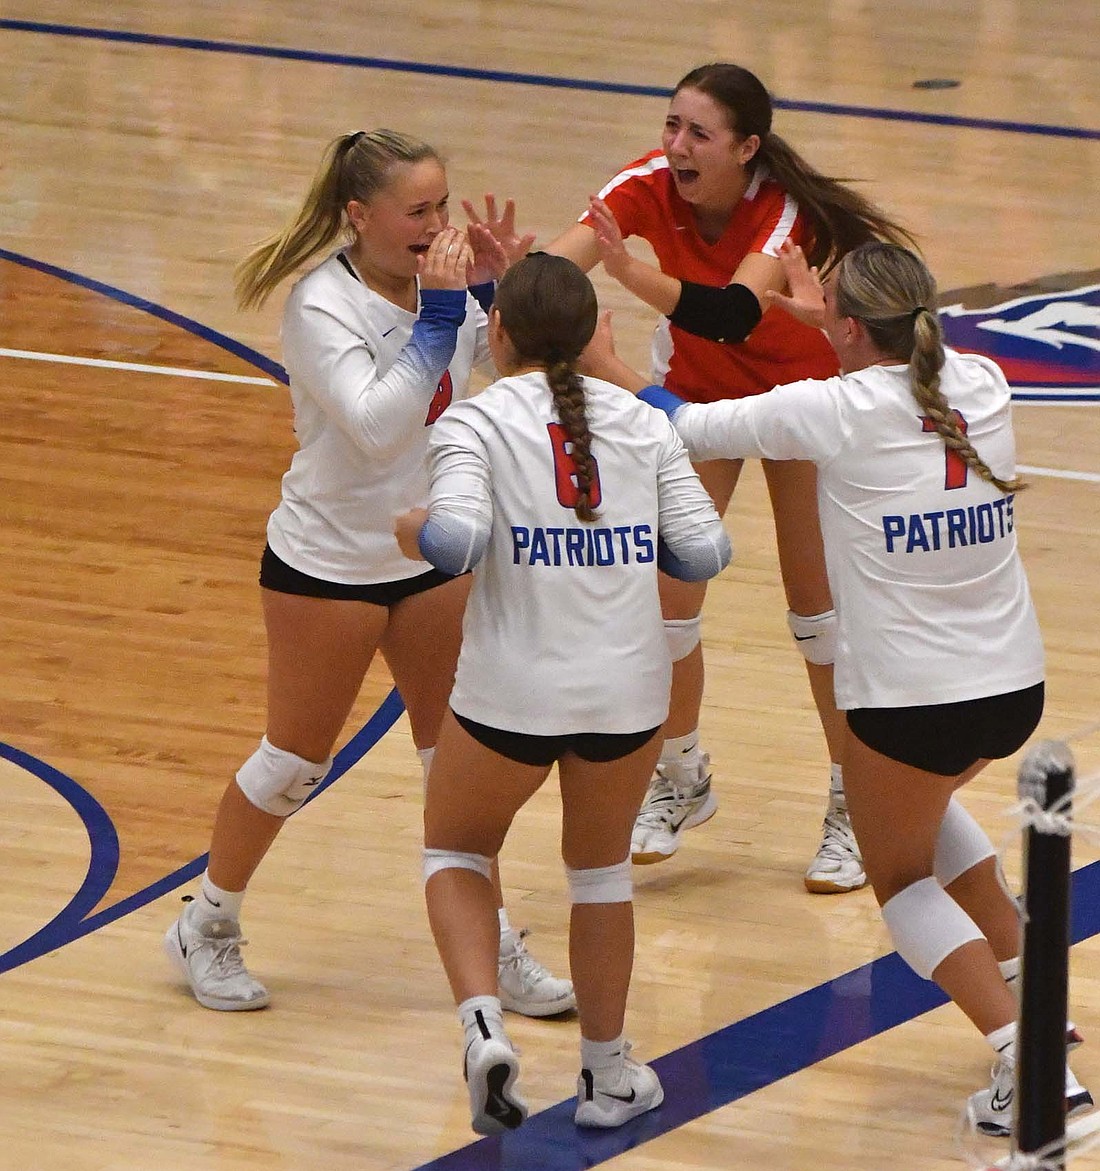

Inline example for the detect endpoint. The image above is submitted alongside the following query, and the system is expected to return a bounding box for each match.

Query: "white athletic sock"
[999,955,1021,986]
[459,994,505,1044]
[190,872,245,924]
[659,732,701,786]
[417,746,435,795]
[580,1032,626,1071]
[828,763,845,808]
[985,1020,1017,1061]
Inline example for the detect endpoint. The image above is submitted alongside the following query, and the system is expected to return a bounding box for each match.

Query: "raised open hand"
[763,240,826,328]
[462,194,536,271]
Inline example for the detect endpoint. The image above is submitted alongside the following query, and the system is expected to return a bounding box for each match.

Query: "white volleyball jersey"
[425,372,731,735]
[268,251,489,584]
[667,349,1044,709]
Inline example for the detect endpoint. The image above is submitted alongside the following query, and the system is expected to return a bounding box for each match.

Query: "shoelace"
[815,807,858,861]
[637,770,704,827]
[196,930,252,979]
[501,929,552,988]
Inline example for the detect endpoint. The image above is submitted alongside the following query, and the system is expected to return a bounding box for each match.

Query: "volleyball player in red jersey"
[544,63,915,891]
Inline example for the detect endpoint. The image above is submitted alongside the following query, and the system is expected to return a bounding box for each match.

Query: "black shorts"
[259,544,459,606]
[453,710,661,768]
[846,682,1044,776]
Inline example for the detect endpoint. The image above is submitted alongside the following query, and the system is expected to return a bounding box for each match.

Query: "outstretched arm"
[587,196,765,344]
[575,310,651,393]
[587,196,681,314]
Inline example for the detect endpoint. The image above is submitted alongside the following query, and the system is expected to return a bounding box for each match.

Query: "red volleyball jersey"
[588,150,839,403]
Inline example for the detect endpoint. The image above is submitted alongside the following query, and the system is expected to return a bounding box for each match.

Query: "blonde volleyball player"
[163,130,573,1020]
[584,233,1093,1134]
[540,62,915,891]
[395,253,730,1134]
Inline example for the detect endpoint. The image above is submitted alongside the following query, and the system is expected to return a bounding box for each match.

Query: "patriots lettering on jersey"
[511,524,655,567]
[882,496,1015,553]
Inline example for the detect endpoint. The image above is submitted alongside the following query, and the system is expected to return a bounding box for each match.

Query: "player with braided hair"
[585,238,1093,1131]
[395,252,730,1135]
[831,247,1025,495]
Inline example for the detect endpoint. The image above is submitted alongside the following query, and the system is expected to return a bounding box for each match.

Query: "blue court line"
[2,18,1098,141]
[1015,393,1100,403]
[0,689,406,974]
[0,244,404,971]
[0,247,288,384]
[414,859,1100,1171]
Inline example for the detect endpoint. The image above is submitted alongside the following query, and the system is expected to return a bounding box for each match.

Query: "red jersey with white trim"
[588,150,838,403]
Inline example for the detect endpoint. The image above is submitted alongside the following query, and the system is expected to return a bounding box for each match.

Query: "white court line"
[0,346,277,386]
[1018,464,1100,484]
[3,348,1095,481]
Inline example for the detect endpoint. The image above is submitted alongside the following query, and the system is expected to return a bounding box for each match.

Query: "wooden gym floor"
[1,5,1098,1169]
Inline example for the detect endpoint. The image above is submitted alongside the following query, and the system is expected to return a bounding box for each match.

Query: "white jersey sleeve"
[418,412,494,576]
[668,376,850,464]
[653,425,732,580]
[281,287,468,459]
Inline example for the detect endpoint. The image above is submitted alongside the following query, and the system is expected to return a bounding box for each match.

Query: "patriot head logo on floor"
[939,271,1100,403]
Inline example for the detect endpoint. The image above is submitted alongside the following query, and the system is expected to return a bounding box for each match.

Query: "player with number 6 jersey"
[397,253,730,1135]
[430,362,727,737]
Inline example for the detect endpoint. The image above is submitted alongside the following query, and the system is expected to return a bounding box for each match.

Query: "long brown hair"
[675,64,917,271]
[494,254,600,521]
[835,241,1024,494]
[234,129,440,309]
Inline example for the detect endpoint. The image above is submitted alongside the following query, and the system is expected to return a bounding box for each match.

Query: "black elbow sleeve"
[668,281,763,343]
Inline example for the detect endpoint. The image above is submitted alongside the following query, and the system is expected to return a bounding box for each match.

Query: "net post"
[1014,739,1074,1167]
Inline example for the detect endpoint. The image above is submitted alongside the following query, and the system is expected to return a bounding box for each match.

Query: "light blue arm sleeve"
[657,531,731,581]
[638,384,687,418]
[402,288,468,379]
[469,282,495,313]
[653,422,732,581]
[417,411,494,575]
[416,511,488,576]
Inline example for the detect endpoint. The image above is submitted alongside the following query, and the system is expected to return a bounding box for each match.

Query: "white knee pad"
[934,798,996,887]
[664,616,702,663]
[787,609,837,665]
[422,848,493,883]
[235,735,333,817]
[566,859,633,904]
[881,876,985,980]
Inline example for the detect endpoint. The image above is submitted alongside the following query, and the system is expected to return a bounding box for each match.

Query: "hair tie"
[346,130,366,149]
[911,306,928,321]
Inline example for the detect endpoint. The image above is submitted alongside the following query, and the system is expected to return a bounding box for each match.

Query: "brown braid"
[493,255,601,522]
[908,311,1024,494]
[835,243,1025,495]
[547,357,599,521]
